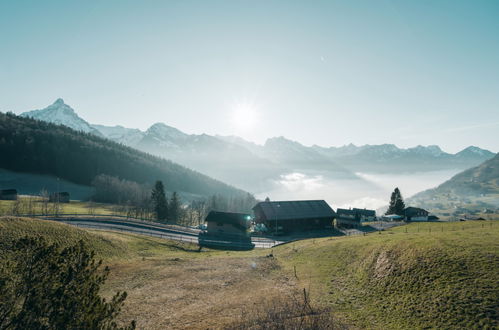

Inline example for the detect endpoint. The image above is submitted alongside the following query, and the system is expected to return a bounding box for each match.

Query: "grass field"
[277,221,499,329]
[1,216,497,329]
[0,198,130,217]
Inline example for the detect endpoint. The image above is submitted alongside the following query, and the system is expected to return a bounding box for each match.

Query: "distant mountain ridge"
[1,112,248,200]
[19,99,496,193]
[409,153,499,214]
[21,99,103,136]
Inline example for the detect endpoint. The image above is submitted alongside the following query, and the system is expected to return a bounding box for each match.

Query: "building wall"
[206,221,246,236]
[264,217,333,233]
[408,216,428,221]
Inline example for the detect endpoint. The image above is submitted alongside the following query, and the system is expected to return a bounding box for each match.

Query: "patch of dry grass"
[102,254,296,329]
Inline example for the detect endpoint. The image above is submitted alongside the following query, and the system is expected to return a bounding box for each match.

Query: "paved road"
[53,218,281,248]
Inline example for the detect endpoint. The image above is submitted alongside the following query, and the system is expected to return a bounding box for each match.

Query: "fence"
[68,221,279,249]
[72,223,200,245]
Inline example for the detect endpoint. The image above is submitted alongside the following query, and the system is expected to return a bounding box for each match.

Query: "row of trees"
[150,180,257,225]
[91,175,257,225]
[0,112,248,198]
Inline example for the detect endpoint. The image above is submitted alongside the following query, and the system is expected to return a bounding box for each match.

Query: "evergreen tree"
[169,191,181,223]
[0,237,135,329]
[151,180,168,221]
[386,187,406,215]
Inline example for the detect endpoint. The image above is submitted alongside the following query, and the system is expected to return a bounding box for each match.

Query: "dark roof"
[336,208,357,216]
[0,189,17,195]
[253,200,335,221]
[404,207,429,215]
[352,208,376,216]
[205,211,251,230]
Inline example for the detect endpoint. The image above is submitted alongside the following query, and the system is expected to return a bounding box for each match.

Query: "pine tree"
[0,237,135,329]
[151,180,168,222]
[386,187,405,215]
[169,191,181,223]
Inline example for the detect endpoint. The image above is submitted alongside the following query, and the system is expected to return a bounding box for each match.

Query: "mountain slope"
[0,112,248,199]
[134,124,285,191]
[92,124,145,146]
[21,99,102,136]
[24,99,495,195]
[410,153,499,213]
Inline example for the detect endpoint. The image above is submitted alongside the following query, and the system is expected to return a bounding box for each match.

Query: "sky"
[1,0,498,153]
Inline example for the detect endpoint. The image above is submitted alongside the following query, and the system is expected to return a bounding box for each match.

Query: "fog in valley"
[256,169,461,211]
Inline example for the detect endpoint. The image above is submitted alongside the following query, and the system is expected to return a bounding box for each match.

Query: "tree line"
[0,112,247,198]
[90,175,257,225]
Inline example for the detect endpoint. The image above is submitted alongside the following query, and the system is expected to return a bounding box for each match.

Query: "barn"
[404,207,429,221]
[352,208,376,221]
[336,208,361,228]
[204,210,252,237]
[0,189,18,200]
[198,211,254,250]
[252,200,336,234]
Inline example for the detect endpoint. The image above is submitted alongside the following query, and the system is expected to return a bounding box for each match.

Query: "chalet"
[199,211,254,250]
[49,192,70,203]
[204,210,252,237]
[336,208,361,228]
[252,200,336,234]
[0,189,18,200]
[382,214,404,221]
[352,208,376,221]
[403,207,429,221]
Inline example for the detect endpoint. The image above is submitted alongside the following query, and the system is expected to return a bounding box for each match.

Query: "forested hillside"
[409,153,499,213]
[0,112,247,198]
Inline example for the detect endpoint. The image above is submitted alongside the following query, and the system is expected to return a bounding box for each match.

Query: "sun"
[230,102,259,131]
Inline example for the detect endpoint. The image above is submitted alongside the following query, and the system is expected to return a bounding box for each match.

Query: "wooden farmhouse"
[336,208,361,228]
[198,211,254,250]
[403,207,429,221]
[252,200,336,234]
[0,189,18,200]
[352,208,376,221]
[204,210,252,237]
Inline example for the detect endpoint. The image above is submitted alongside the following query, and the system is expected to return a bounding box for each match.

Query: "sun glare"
[230,102,259,130]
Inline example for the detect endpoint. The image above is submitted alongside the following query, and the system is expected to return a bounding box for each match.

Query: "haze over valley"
[12,99,496,210]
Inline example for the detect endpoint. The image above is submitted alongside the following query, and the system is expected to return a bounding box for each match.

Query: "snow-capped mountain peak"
[146,123,188,141]
[456,146,494,158]
[21,99,101,136]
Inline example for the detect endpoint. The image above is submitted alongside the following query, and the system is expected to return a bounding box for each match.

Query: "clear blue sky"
[1,0,498,153]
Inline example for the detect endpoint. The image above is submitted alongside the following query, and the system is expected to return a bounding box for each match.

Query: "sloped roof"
[336,208,357,216]
[352,208,376,216]
[404,207,429,215]
[253,200,335,221]
[205,211,251,230]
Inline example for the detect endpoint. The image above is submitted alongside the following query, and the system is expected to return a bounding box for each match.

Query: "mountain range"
[409,153,499,215]
[1,111,247,200]
[20,99,496,193]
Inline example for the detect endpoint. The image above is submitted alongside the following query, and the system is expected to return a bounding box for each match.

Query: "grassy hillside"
[0,216,132,259]
[276,221,499,329]
[410,153,499,216]
[0,217,295,329]
[0,112,247,198]
[1,217,497,329]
